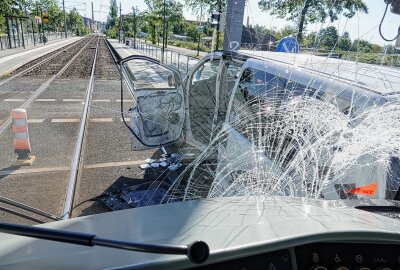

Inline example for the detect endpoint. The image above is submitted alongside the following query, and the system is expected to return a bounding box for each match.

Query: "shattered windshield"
[0,0,399,228]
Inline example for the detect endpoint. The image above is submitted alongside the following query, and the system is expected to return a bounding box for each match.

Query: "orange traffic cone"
[11,108,35,166]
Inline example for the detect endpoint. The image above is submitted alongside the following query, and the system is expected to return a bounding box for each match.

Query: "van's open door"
[120,55,185,150]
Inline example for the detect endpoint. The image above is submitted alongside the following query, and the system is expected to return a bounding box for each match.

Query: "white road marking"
[62,99,83,102]
[27,119,45,123]
[89,118,113,122]
[116,99,134,102]
[0,166,70,176]
[36,98,56,102]
[51,119,80,123]
[92,99,111,102]
[3,98,25,102]
[120,118,131,122]
[84,160,145,169]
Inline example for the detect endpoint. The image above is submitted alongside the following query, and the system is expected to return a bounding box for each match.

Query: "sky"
[64,0,400,46]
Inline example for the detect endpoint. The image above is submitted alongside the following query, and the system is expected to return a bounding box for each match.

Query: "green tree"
[258,0,368,42]
[338,31,352,51]
[352,39,373,53]
[318,26,339,49]
[303,31,317,48]
[278,25,297,40]
[143,0,184,44]
[33,0,64,32]
[384,44,399,54]
[184,0,225,14]
[0,0,23,34]
[66,7,84,35]
[185,21,198,41]
[107,0,118,29]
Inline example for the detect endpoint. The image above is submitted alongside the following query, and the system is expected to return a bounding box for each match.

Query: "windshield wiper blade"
[0,222,209,264]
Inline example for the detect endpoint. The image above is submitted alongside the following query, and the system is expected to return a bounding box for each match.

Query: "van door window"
[188,59,221,146]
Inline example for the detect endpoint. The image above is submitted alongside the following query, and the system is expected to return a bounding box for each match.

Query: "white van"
[120,50,400,201]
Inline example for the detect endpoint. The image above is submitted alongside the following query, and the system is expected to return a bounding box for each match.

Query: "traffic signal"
[43,10,49,24]
[210,12,225,32]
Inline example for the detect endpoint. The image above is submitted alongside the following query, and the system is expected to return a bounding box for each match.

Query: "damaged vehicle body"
[119,50,400,205]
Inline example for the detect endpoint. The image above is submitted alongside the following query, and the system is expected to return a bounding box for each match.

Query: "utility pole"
[119,2,122,42]
[62,0,67,38]
[223,0,245,51]
[40,7,45,44]
[162,0,166,62]
[6,15,12,49]
[132,6,136,48]
[36,3,41,43]
[197,0,203,56]
[91,2,94,33]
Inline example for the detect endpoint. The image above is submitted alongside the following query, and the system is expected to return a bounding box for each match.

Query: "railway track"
[0,35,121,223]
[0,36,95,132]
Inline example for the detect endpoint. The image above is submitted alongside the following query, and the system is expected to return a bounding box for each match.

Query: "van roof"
[238,50,400,96]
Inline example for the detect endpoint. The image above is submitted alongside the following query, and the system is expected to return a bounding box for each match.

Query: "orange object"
[11,108,32,158]
[346,183,378,196]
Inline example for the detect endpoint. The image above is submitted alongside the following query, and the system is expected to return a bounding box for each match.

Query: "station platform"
[107,39,142,59]
[0,37,82,77]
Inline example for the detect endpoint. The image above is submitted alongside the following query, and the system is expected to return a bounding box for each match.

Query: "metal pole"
[15,18,21,48]
[31,18,36,46]
[12,19,16,48]
[162,0,166,62]
[6,16,11,49]
[197,0,203,56]
[63,0,67,38]
[91,2,94,32]
[165,20,168,49]
[20,18,25,49]
[36,3,41,43]
[119,2,122,43]
[132,7,136,49]
[40,8,45,44]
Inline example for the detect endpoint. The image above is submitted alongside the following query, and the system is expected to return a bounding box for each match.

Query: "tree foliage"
[258,0,368,42]
[0,0,68,34]
[141,0,183,44]
[66,7,84,35]
[184,0,225,14]
[318,26,339,48]
[107,0,118,28]
[338,31,351,51]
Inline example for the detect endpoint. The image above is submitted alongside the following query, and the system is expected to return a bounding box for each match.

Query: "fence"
[128,39,200,77]
[0,32,74,50]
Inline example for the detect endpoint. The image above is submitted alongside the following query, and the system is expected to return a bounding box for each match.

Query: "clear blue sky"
[65,0,399,45]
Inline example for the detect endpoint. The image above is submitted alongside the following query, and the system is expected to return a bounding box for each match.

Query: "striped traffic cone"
[11,108,35,166]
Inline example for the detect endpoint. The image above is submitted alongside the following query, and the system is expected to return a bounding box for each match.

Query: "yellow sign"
[43,10,49,23]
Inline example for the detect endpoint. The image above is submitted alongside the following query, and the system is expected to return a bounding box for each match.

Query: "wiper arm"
[0,222,209,264]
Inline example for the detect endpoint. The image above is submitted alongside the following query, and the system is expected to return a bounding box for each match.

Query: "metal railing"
[127,39,200,77]
[0,32,75,50]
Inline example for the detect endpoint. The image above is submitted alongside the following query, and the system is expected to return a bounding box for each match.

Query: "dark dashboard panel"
[188,243,400,270]
[188,249,292,270]
[296,243,400,270]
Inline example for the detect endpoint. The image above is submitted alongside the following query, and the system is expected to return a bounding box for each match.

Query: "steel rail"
[0,196,61,221]
[0,36,97,223]
[62,36,100,219]
[0,37,86,87]
[0,36,97,136]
